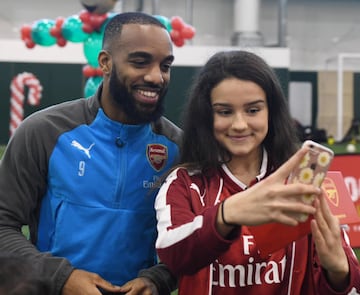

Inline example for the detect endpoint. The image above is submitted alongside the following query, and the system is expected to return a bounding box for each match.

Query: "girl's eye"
[215,109,232,116]
[247,108,260,114]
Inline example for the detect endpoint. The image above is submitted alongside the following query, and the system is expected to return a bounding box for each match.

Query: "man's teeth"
[138,90,157,97]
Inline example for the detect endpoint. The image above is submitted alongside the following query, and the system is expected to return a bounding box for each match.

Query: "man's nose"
[144,66,164,85]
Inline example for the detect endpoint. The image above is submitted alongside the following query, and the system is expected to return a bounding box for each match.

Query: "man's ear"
[98,50,111,74]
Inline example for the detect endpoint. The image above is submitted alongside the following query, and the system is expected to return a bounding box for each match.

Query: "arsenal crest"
[323,176,339,207]
[147,144,168,171]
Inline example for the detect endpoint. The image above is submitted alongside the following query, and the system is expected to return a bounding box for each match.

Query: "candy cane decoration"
[9,72,43,137]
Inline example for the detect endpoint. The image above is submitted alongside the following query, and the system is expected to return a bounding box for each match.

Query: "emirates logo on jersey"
[147,144,168,171]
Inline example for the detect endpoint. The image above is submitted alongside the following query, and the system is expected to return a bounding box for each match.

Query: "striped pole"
[9,72,42,137]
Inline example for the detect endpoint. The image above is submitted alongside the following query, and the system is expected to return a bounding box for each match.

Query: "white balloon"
[80,0,117,14]
[346,143,356,153]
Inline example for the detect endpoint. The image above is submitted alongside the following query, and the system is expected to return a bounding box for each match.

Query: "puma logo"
[347,287,360,295]
[190,183,206,206]
[71,140,95,159]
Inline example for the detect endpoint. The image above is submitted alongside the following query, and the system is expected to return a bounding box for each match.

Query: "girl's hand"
[219,146,321,230]
[311,191,349,290]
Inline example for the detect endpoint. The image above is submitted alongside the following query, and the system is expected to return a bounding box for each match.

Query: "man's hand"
[62,269,123,295]
[118,277,159,295]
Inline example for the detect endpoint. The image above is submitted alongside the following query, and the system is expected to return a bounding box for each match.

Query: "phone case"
[287,140,334,221]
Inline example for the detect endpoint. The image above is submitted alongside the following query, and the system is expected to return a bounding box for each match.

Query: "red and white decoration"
[9,72,42,137]
[330,154,360,247]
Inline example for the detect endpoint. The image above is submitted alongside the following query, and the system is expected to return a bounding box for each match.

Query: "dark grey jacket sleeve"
[0,114,75,295]
[138,263,178,295]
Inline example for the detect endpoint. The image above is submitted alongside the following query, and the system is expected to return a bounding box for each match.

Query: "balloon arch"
[19,4,196,96]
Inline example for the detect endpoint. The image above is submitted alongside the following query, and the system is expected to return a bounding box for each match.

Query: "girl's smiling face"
[211,78,269,161]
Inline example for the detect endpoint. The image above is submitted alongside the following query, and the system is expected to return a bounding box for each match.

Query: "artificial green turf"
[323,142,356,154]
[0,145,5,158]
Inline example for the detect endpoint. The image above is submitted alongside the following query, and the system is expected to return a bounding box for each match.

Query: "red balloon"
[173,37,185,47]
[25,39,36,49]
[170,29,181,42]
[83,65,96,77]
[50,27,62,38]
[95,68,103,76]
[82,23,94,33]
[20,25,32,40]
[79,10,91,23]
[170,16,184,31]
[181,25,195,40]
[57,37,67,47]
[90,14,107,30]
[55,17,65,28]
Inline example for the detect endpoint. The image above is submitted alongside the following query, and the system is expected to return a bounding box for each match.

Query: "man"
[0,255,52,294]
[0,12,181,295]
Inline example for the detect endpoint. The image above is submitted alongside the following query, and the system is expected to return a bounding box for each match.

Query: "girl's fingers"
[317,191,342,247]
[319,189,339,229]
[271,146,309,180]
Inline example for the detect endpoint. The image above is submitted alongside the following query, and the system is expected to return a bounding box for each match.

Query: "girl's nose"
[232,113,247,130]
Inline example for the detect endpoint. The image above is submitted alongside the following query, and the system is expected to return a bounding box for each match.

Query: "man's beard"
[109,66,166,124]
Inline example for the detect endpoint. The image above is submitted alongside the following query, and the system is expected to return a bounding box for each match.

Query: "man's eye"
[131,60,147,67]
[161,64,172,72]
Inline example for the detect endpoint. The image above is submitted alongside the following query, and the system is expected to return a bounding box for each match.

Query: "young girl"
[155,50,360,295]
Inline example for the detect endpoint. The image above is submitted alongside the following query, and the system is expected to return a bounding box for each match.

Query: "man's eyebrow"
[127,52,175,63]
[128,51,152,59]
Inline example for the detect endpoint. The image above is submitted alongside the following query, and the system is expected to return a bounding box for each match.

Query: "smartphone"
[287,140,334,221]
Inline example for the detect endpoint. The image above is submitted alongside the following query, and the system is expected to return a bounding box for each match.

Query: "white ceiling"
[0,0,123,40]
[3,0,360,72]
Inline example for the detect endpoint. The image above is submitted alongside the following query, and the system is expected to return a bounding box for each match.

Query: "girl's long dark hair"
[180,50,300,173]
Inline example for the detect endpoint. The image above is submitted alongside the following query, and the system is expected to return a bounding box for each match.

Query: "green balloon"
[84,76,103,98]
[62,15,89,43]
[31,19,57,46]
[154,15,172,32]
[99,13,115,34]
[83,32,103,67]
